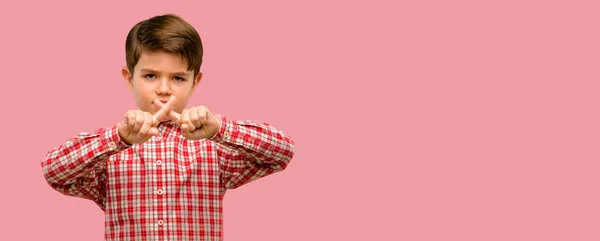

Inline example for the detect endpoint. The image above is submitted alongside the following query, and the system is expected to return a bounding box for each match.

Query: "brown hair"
[125,14,203,77]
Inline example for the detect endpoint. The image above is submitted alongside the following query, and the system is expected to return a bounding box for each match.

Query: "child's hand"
[117,97,175,145]
[153,101,221,140]
[178,106,221,140]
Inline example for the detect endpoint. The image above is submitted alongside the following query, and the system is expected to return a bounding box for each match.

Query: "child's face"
[122,50,202,122]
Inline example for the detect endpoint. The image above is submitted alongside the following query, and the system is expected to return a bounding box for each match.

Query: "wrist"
[209,115,224,140]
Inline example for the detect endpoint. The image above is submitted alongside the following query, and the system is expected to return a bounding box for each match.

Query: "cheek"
[132,82,155,103]
[133,81,153,93]
[173,95,191,111]
[176,98,189,111]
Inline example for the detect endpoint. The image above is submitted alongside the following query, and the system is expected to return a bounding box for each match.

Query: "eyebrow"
[140,68,190,76]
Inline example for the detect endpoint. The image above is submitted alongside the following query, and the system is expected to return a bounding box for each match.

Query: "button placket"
[153,128,166,230]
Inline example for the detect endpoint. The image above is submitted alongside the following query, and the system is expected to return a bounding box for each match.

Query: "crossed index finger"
[153,96,181,121]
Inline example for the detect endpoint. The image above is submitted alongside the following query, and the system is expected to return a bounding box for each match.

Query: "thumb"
[151,116,160,126]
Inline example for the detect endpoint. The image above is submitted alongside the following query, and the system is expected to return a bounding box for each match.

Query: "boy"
[41,14,295,240]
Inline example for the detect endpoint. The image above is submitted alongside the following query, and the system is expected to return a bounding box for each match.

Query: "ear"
[191,72,203,91]
[122,66,134,91]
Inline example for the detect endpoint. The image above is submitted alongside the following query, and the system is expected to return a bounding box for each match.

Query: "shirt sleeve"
[212,115,295,189]
[40,124,131,210]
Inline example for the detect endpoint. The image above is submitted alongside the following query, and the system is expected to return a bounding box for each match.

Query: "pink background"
[1,0,599,240]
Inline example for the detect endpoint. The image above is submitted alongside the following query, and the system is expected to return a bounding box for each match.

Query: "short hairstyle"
[125,14,203,77]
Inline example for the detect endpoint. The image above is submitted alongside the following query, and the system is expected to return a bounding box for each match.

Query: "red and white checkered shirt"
[41,115,295,241]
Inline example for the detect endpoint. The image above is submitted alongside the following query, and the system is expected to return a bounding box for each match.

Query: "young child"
[41,13,295,240]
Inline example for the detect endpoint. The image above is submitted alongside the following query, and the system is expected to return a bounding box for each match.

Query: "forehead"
[135,50,192,74]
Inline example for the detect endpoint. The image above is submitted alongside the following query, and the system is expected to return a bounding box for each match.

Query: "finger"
[138,113,153,137]
[152,100,170,121]
[153,100,172,119]
[148,127,159,136]
[168,110,181,123]
[125,111,136,133]
[152,95,175,117]
[197,107,209,125]
[132,112,144,134]
[152,115,160,126]
[181,109,196,132]
[190,108,201,128]
[153,97,181,122]
[153,101,181,122]
[181,124,193,139]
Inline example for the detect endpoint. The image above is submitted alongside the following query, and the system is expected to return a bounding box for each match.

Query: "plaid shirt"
[41,115,295,240]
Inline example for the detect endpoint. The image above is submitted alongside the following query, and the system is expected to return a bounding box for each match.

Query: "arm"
[41,125,131,210]
[212,115,295,189]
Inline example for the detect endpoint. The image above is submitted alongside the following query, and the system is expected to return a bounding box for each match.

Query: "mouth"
[154,96,175,105]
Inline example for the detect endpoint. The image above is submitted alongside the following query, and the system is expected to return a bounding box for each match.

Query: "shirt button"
[156,189,163,195]
[108,141,116,149]
[155,136,162,141]
[156,160,162,166]
[224,132,230,138]
[157,220,164,226]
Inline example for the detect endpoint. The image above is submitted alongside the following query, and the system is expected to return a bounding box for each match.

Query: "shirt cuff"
[209,115,233,142]
[110,124,133,148]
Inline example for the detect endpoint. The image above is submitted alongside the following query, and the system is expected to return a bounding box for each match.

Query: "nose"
[156,78,171,95]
